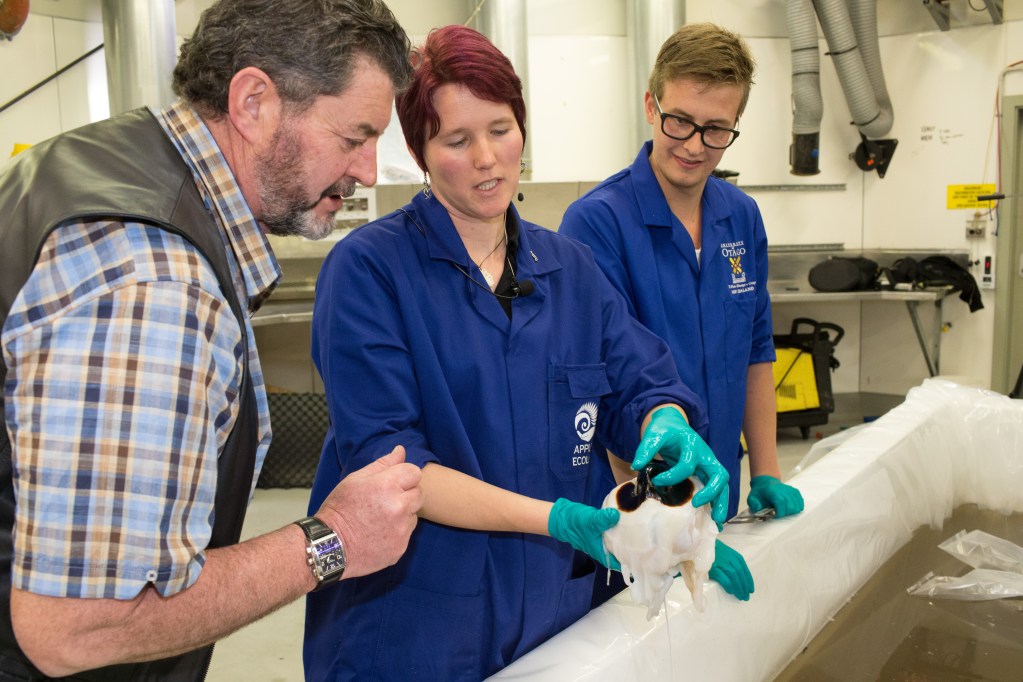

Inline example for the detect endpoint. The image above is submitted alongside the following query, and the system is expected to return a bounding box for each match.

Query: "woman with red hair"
[303,25,726,680]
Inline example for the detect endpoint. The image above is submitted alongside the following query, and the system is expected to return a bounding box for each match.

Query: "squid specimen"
[602,460,718,618]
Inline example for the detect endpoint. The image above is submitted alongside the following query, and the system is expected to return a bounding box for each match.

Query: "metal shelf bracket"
[922,0,951,31]
[982,0,1004,24]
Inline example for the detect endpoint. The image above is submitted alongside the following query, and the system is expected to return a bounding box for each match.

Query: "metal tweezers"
[726,508,777,524]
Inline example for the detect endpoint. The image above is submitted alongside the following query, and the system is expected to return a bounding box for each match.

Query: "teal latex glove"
[710,539,754,601]
[633,407,729,526]
[747,475,805,518]
[548,498,622,571]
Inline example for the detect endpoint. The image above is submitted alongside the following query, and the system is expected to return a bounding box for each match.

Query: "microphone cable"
[399,208,535,301]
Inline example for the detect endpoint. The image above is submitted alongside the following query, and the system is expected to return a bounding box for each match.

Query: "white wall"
[0,14,106,162]
[2,0,1021,393]
[520,0,1021,393]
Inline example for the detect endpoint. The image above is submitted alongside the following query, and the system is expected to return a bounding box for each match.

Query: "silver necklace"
[474,232,506,289]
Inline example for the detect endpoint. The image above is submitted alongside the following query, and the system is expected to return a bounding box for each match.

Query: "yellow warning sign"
[947,184,996,209]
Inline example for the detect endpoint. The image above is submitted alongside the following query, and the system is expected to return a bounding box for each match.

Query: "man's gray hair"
[173,0,412,119]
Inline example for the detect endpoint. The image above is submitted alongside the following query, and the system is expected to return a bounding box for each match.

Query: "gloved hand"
[710,539,754,601]
[633,407,729,526]
[548,498,622,571]
[747,475,804,518]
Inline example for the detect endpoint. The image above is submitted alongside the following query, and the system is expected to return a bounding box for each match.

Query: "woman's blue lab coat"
[561,142,776,518]
[303,191,706,681]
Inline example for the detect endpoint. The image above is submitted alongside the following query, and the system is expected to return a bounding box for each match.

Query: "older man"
[0,1,422,678]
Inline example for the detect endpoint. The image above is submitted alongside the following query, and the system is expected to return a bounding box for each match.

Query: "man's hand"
[10,450,424,675]
[315,446,423,578]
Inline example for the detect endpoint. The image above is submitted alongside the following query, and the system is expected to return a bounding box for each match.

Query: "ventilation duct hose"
[847,0,892,134]
[813,0,893,139]
[790,132,821,176]
[788,0,822,175]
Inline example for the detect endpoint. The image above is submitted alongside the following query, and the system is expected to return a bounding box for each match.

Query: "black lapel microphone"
[512,278,535,297]
[401,207,535,300]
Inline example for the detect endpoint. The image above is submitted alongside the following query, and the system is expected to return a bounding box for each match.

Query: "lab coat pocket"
[723,297,755,382]
[374,583,484,680]
[552,562,598,635]
[547,364,612,483]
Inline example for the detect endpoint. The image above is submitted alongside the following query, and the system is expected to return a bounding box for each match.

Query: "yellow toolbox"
[773,318,844,439]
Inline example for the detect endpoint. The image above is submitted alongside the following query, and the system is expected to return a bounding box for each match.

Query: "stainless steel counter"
[770,284,954,377]
[251,301,314,328]
[251,284,954,377]
[768,247,970,379]
[770,284,948,304]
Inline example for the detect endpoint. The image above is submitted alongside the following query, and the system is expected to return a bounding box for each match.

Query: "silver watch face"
[312,535,346,576]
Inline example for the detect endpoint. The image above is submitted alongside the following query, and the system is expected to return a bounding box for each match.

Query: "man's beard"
[255,124,354,240]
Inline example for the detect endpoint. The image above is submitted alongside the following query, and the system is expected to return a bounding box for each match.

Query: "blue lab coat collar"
[408,190,562,282]
[630,140,737,274]
[406,191,561,336]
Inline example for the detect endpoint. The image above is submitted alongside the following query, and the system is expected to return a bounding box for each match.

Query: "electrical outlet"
[965,213,986,238]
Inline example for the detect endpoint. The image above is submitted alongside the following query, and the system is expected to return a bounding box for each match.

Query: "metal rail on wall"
[0,43,104,116]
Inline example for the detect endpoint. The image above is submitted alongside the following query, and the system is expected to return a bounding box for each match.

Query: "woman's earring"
[422,172,432,198]
[520,160,526,176]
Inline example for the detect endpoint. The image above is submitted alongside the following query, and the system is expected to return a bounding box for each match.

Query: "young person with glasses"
[561,22,805,604]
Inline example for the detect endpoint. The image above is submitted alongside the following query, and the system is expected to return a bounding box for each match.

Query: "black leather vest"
[0,109,258,681]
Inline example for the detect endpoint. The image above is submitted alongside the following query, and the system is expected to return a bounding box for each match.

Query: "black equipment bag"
[808,256,880,292]
[882,255,984,312]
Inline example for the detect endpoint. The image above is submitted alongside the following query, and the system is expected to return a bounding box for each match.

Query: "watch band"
[294,516,346,590]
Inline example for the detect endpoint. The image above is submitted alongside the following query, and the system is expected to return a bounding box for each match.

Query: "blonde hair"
[648,23,756,118]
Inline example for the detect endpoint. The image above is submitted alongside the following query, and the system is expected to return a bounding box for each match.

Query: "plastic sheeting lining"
[488,379,1023,681]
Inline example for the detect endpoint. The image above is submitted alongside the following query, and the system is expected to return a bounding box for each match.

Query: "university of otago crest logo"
[729,255,744,282]
[575,402,598,442]
[721,241,748,286]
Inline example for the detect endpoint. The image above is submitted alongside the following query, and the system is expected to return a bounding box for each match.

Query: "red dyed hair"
[396,25,526,170]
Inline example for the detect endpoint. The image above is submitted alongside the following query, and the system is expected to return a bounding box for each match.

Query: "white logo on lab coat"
[575,402,598,442]
[721,240,755,294]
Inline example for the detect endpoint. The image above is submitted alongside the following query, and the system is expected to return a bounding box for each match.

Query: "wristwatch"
[294,516,346,590]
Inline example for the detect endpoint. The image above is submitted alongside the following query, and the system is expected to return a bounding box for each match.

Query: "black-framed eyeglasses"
[652,94,740,149]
